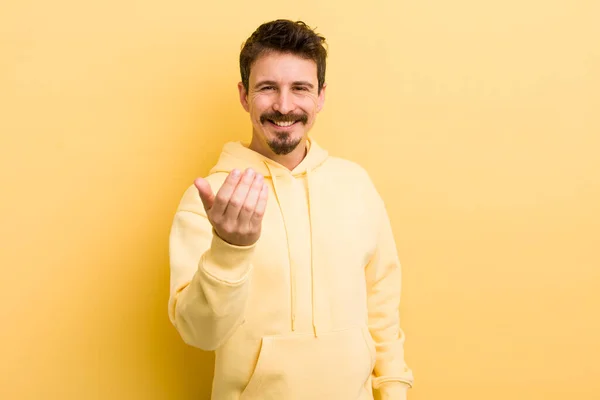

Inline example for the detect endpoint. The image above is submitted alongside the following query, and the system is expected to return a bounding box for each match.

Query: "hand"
[194,168,268,247]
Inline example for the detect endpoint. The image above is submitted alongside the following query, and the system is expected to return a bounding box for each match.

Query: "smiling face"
[238,51,326,156]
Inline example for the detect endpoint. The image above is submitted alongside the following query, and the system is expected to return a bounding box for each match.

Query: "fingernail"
[246,168,255,177]
[232,169,240,177]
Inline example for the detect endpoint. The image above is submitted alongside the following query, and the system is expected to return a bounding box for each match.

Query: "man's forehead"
[250,52,317,83]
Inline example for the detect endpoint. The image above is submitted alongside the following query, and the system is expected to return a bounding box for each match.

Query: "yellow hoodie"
[168,138,414,400]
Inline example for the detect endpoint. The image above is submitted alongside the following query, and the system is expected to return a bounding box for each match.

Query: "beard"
[260,111,308,155]
[267,132,302,155]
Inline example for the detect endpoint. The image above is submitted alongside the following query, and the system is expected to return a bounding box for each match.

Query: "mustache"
[260,111,308,125]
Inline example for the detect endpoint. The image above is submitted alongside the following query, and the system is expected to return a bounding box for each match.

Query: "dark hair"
[240,19,327,93]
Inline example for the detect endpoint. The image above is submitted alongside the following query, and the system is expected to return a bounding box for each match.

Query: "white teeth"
[273,120,294,127]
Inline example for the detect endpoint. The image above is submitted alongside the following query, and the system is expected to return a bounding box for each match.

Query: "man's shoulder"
[320,154,385,205]
[322,154,374,183]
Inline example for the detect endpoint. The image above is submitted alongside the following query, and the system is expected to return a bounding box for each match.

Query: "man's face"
[238,51,326,155]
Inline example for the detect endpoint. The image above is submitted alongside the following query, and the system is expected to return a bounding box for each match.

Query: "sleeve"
[365,193,414,399]
[167,182,255,351]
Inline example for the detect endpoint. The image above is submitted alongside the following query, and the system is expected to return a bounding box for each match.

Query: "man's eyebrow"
[253,80,315,89]
[292,81,314,88]
[254,80,277,89]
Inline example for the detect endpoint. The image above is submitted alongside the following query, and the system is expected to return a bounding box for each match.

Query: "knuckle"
[250,184,262,194]
[229,198,243,208]
[255,208,265,217]
[216,193,228,204]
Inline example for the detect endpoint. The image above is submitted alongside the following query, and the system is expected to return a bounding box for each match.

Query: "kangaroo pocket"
[240,326,376,400]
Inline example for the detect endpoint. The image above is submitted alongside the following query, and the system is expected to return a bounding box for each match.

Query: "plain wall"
[1,0,599,399]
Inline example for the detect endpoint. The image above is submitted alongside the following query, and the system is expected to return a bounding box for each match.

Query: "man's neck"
[248,136,308,171]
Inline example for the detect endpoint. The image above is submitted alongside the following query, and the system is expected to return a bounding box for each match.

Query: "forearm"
[368,268,414,390]
[367,198,414,393]
[168,190,257,349]
[171,234,254,350]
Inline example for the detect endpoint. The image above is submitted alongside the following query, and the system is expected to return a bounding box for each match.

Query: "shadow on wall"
[88,69,247,397]
[150,78,248,397]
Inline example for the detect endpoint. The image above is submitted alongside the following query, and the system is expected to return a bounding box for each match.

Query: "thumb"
[194,177,215,212]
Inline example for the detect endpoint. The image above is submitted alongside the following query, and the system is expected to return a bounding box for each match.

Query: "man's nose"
[272,90,293,114]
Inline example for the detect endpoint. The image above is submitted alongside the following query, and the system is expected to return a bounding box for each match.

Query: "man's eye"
[261,86,275,91]
[294,86,309,91]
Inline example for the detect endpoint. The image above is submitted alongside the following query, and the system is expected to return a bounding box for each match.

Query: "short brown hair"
[239,19,327,93]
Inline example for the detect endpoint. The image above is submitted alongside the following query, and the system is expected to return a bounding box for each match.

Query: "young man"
[168,19,414,400]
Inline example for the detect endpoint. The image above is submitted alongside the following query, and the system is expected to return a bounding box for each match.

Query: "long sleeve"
[168,183,255,351]
[365,195,414,399]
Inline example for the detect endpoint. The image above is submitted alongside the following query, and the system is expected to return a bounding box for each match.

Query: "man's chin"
[267,136,301,155]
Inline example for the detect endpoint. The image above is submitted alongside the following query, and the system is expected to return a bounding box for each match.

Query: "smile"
[267,120,299,129]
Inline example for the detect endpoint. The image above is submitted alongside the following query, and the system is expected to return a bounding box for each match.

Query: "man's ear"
[238,82,250,112]
[317,83,327,113]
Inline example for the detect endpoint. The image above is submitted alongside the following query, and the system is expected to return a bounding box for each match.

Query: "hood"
[209,138,329,177]
[210,137,329,336]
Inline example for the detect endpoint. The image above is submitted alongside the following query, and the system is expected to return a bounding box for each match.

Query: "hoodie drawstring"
[264,162,297,332]
[264,162,319,337]
[306,170,318,337]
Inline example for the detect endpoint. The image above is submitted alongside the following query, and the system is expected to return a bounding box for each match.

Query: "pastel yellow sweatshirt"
[168,139,414,400]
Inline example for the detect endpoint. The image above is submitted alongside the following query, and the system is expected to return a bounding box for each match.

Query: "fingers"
[238,172,265,224]
[211,169,242,216]
[198,167,269,247]
[224,168,256,220]
[250,183,269,225]
[194,177,215,212]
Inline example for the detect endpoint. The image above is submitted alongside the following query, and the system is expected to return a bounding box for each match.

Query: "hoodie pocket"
[240,326,376,400]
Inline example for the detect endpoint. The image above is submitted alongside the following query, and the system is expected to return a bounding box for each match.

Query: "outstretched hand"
[194,168,268,247]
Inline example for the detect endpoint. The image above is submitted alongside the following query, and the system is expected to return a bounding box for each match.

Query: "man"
[168,19,414,400]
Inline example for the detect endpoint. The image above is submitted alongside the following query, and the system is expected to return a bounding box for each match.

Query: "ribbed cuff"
[377,382,410,400]
[200,232,256,284]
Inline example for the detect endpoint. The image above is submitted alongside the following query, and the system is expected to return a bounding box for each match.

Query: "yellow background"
[1,1,599,399]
